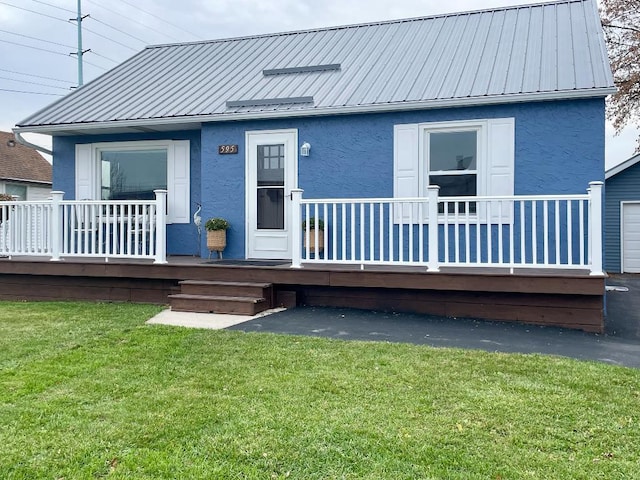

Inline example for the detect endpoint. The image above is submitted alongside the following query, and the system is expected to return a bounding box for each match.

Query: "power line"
[90,16,149,45]
[0,28,75,49]
[0,39,108,71]
[82,58,108,71]
[0,1,71,24]
[83,25,138,51]
[90,51,118,64]
[114,0,202,40]
[0,67,73,84]
[28,0,75,14]
[0,75,71,91]
[85,0,181,43]
[0,88,64,96]
[0,38,71,57]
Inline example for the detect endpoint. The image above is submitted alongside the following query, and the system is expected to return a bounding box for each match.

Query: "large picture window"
[100,149,167,200]
[75,139,190,224]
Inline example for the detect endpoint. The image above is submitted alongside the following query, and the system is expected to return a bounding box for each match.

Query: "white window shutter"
[75,143,95,200]
[167,140,190,224]
[485,118,515,223]
[393,124,420,223]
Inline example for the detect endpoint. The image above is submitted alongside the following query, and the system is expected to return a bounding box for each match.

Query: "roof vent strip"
[226,96,314,108]
[263,64,341,76]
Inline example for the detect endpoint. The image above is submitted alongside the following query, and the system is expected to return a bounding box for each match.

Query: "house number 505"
[218,144,238,154]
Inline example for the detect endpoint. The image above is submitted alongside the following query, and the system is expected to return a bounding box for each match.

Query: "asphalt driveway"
[229,274,640,368]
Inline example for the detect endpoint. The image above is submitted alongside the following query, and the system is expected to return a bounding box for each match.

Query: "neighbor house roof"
[0,131,52,184]
[16,0,614,136]
[606,153,640,180]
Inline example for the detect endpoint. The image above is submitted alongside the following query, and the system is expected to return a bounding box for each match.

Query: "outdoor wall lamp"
[300,142,311,157]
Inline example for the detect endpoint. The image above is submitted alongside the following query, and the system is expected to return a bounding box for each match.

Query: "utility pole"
[70,0,90,87]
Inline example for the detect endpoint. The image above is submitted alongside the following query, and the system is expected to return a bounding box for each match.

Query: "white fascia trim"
[606,153,640,179]
[14,87,617,135]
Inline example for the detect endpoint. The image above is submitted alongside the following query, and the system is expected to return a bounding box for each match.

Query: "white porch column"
[588,181,604,276]
[427,185,440,272]
[290,188,303,268]
[154,189,168,264]
[49,191,64,261]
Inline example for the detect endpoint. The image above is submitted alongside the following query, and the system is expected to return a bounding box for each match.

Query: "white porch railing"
[0,190,167,263]
[291,182,604,275]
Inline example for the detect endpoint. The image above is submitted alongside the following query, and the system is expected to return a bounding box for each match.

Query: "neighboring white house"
[0,131,51,201]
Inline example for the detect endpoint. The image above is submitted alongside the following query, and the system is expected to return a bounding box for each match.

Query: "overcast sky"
[0,0,637,168]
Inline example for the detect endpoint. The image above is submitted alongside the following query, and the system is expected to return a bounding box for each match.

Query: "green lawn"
[0,301,639,479]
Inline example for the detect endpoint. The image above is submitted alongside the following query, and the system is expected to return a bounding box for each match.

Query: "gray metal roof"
[17,0,615,134]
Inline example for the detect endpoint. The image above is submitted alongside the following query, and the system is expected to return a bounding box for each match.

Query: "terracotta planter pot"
[304,229,324,254]
[207,230,227,257]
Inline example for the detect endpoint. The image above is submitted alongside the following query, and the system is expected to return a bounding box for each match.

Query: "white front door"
[246,129,298,259]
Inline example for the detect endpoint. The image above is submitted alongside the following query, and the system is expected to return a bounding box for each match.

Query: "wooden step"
[168,294,269,315]
[179,280,272,298]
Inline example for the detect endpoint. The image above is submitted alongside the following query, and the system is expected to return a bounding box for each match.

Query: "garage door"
[622,202,640,273]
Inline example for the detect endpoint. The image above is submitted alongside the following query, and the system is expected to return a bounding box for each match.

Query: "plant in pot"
[0,193,14,224]
[205,217,230,259]
[302,217,325,255]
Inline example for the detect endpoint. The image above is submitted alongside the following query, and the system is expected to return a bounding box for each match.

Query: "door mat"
[206,259,290,267]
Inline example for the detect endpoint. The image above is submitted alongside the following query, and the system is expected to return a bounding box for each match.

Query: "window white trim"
[75,139,191,224]
[393,117,515,224]
[419,119,488,197]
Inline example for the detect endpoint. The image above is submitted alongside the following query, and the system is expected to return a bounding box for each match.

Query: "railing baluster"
[359,203,365,263]
[350,203,356,262]
[332,203,337,262]
[497,201,503,265]
[342,203,347,261]
[543,200,549,266]
[398,202,404,263]
[418,201,424,263]
[466,201,471,264]
[531,200,537,265]
[579,199,585,266]
[487,201,493,264]
[555,200,560,265]
[567,200,573,265]
[388,201,393,262]
[369,203,374,262]
[443,201,449,264]
[379,202,384,262]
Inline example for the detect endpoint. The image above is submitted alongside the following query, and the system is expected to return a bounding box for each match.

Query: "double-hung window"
[393,118,515,223]
[75,140,190,224]
[426,128,479,213]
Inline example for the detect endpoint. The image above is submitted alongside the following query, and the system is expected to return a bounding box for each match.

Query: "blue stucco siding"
[50,97,605,258]
[605,162,640,272]
[52,130,201,256]
[202,98,605,258]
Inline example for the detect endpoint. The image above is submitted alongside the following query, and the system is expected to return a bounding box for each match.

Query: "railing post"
[154,189,168,264]
[427,185,440,272]
[291,188,303,268]
[588,181,604,276]
[50,191,64,261]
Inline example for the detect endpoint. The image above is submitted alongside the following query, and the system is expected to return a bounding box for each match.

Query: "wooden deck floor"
[0,255,605,332]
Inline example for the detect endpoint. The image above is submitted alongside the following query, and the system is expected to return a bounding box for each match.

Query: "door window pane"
[100,149,167,200]
[257,144,284,186]
[257,188,284,229]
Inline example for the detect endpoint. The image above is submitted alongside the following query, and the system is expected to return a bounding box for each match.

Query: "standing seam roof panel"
[521,6,544,93]
[469,11,504,96]
[349,21,420,105]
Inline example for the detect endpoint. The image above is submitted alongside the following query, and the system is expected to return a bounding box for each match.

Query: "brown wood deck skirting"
[0,257,605,332]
